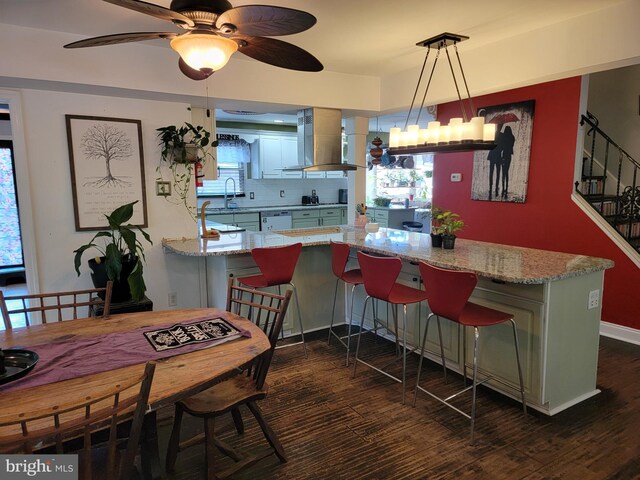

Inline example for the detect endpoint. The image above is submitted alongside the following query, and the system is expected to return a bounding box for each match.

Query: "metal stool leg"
[401,304,408,404]
[352,296,371,378]
[413,313,433,406]
[289,281,307,358]
[510,319,527,414]
[436,316,447,384]
[345,283,359,366]
[327,278,341,345]
[470,327,480,445]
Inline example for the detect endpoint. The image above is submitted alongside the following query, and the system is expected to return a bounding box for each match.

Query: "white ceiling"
[0,0,627,129]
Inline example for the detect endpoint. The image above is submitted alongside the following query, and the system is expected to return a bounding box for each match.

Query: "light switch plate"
[450,173,462,182]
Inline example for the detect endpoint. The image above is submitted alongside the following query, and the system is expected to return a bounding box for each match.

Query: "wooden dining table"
[0,308,271,480]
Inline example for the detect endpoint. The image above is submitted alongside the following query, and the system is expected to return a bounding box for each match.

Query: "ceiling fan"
[64,0,323,80]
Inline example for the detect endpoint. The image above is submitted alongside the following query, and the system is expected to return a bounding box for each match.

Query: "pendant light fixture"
[388,33,497,156]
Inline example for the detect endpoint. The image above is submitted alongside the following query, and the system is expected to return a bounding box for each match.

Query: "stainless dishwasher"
[260,211,292,231]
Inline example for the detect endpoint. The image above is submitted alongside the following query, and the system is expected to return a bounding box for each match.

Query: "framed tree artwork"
[471,100,535,203]
[66,115,148,230]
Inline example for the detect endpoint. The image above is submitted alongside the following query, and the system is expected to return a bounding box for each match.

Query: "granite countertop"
[162,226,614,284]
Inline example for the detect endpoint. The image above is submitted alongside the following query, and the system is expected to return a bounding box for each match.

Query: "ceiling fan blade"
[103,0,194,27]
[64,32,177,48]
[178,58,214,81]
[217,6,316,37]
[235,36,323,72]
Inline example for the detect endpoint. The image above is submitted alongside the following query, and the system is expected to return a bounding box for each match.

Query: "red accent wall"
[433,76,639,330]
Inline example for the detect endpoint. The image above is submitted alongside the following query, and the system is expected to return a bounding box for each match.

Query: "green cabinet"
[206,212,260,231]
[365,207,416,229]
[292,207,346,228]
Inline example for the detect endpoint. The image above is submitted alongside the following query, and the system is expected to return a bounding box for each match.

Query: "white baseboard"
[600,321,640,345]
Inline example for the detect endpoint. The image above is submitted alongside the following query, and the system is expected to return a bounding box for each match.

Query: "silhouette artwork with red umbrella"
[472,101,535,203]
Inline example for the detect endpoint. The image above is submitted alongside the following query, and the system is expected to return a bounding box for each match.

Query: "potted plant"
[436,210,465,249]
[408,169,419,187]
[73,201,152,302]
[430,206,444,247]
[156,122,218,217]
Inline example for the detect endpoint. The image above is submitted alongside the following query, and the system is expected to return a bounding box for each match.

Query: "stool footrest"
[415,385,472,420]
[354,358,403,385]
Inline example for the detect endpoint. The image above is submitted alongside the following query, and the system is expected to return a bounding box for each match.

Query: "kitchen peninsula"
[163,226,613,416]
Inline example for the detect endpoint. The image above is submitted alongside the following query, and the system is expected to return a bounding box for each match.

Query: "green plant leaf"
[104,243,122,282]
[128,260,146,302]
[108,201,136,227]
[73,244,96,275]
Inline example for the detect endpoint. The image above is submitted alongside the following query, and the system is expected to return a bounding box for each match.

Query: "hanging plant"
[156,123,218,217]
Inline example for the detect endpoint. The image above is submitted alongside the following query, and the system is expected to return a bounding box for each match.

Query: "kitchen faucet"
[224,177,237,209]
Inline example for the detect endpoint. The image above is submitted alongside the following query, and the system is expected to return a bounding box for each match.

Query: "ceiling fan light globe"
[170,33,238,72]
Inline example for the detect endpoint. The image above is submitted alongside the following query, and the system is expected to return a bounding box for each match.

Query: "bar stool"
[414,262,526,444]
[352,251,428,403]
[237,242,307,357]
[327,241,363,366]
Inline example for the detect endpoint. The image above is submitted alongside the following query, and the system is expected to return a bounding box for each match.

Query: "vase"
[430,233,443,248]
[442,235,456,249]
[355,214,368,228]
[89,254,138,302]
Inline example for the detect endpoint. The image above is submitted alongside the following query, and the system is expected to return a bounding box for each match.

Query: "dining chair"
[0,281,113,329]
[0,361,155,480]
[352,252,429,404]
[414,262,526,444]
[165,278,292,480]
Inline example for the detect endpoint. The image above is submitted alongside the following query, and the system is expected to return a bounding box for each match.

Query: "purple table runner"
[0,315,252,393]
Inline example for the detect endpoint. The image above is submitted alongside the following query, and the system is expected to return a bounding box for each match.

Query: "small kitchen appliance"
[338,189,348,204]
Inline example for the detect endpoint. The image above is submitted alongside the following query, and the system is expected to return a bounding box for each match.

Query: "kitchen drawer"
[320,209,340,218]
[374,210,389,221]
[292,218,320,228]
[235,221,260,231]
[233,212,259,223]
[206,214,234,224]
[292,209,320,220]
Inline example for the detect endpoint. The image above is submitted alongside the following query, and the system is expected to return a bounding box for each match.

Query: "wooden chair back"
[226,278,292,389]
[0,361,155,480]
[0,282,113,329]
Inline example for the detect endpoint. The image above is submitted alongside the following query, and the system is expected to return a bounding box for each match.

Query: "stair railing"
[578,112,640,251]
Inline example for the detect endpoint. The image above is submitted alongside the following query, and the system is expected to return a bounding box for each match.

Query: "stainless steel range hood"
[296,108,358,171]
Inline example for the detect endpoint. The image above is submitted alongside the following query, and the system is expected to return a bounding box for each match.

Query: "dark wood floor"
[158,329,640,480]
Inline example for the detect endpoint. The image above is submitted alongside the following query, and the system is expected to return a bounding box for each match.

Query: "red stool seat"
[459,302,513,327]
[235,274,269,289]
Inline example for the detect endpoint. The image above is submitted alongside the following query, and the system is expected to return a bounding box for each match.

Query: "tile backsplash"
[197,178,348,209]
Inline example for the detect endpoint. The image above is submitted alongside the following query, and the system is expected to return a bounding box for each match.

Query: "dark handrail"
[581,114,640,170]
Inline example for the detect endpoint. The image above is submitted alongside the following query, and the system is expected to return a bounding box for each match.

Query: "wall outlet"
[168,292,178,307]
[249,192,255,199]
[450,173,462,182]
[280,190,285,197]
[588,289,600,310]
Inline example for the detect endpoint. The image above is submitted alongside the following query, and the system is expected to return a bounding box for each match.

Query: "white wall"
[588,64,640,160]
[17,90,203,309]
